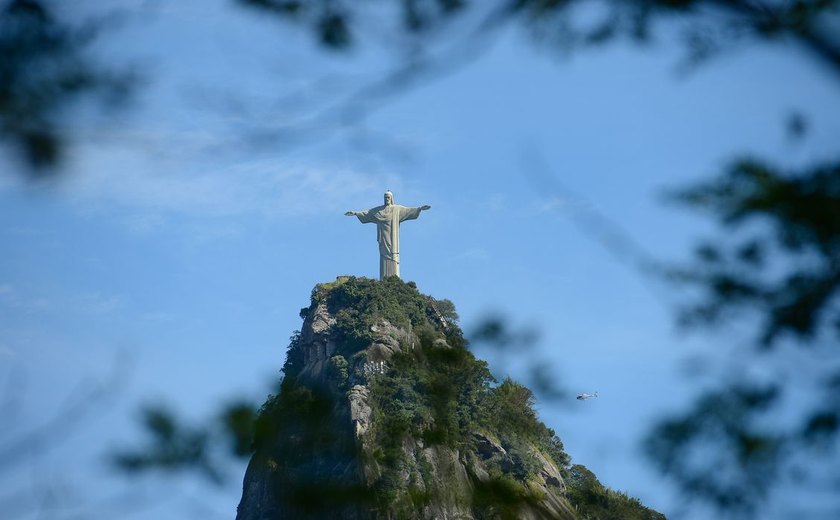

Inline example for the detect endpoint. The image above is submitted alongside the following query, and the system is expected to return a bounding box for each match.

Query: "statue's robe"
[354,204,423,279]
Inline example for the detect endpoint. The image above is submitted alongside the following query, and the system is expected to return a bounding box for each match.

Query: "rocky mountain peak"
[236,276,665,520]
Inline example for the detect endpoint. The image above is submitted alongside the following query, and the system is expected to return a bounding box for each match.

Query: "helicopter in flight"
[576,391,598,401]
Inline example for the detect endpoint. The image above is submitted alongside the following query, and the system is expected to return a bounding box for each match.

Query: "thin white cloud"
[0,343,14,358]
[141,311,176,323]
[4,226,48,237]
[0,283,50,312]
[174,220,245,246]
[0,284,123,316]
[483,193,508,212]
[59,148,390,222]
[535,194,603,217]
[76,292,123,314]
[123,213,167,234]
[456,248,490,262]
[538,196,570,213]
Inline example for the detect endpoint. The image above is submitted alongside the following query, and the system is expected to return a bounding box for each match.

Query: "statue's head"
[384,190,394,206]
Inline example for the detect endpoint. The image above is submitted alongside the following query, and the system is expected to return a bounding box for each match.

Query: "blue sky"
[2,1,839,518]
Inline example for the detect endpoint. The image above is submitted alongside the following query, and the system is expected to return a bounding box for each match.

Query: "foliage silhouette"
[0,0,131,172]
[565,464,666,520]
[645,158,840,516]
[3,0,839,173]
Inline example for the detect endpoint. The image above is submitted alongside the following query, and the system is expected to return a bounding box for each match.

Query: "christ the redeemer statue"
[345,191,431,280]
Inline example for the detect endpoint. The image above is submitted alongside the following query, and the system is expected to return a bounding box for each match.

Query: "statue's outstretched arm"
[348,210,376,223]
[398,205,429,223]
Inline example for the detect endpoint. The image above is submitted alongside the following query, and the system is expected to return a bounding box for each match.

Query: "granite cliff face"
[236,277,664,520]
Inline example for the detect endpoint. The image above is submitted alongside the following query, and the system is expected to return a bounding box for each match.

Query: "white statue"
[345,191,431,280]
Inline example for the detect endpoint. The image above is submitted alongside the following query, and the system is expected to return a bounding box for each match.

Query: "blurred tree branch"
[0,369,123,472]
[0,0,133,173]
[669,159,840,346]
[643,158,840,517]
[0,358,130,520]
[3,0,839,174]
[111,400,259,485]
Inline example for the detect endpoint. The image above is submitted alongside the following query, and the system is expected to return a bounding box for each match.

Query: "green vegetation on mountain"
[566,465,665,520]
[249,276,663,519]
